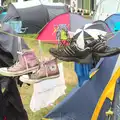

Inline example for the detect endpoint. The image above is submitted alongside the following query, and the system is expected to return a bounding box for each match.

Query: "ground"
[19,34,77,120]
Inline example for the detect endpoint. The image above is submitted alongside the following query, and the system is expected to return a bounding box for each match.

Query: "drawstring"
[44,64,48,77]
[23,55,28,70]
[17,51,29,70]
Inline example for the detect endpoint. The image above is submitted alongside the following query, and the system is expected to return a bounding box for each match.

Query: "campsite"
[1,0,120,120]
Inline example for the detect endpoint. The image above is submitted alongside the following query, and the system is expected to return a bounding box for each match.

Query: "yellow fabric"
[2,88,5,93]
[90,69,99,78]
[105,109,114,116]
[91,68,120,120]
[41,118,52,120]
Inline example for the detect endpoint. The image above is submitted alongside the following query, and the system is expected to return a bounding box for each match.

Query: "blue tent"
[45,30,120,119]
[105,14,120,33]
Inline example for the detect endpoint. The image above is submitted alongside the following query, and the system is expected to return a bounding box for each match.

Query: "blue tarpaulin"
[74,63,91,87]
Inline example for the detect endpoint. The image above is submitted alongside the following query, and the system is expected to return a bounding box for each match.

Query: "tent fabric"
[105,14,120,33]
[3,2,68,33]
[0,23,29,62]
[3,4,19,21]
[45,30,120,119]
[93,0,120,21]
[45,5,68,20]
[37,13,70,44]
[75,23,109,49]
[69,14,91,32]
[94,20,112,32]
[37,13,92,44]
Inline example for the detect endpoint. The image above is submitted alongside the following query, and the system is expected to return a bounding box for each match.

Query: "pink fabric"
[37,13,70,44]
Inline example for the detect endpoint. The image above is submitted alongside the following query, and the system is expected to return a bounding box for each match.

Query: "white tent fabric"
[74,23,107,49]
[96,0,101,5]
[12,0,65,9]
[93,0,120,21]
[30,63,66,112]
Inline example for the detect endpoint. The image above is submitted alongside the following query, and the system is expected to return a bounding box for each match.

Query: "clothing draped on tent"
[0,48,28,120]
[75,63,91,87]
[0,77,28,120]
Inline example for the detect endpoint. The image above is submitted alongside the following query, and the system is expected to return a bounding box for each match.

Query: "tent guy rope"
[0,28,119,42]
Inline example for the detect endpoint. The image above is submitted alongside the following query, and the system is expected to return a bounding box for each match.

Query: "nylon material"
[91,68,120,120]
[93,0,120,20]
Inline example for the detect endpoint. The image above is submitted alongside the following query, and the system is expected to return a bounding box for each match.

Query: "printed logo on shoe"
[49,65,57,71]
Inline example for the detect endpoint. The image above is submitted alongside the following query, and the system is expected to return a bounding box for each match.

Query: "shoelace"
[8,51,29,70]
[98,35,107,43]
[33,62,48,77]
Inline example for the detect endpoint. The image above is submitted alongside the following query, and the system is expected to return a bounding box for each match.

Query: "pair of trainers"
[0,50,60,84]
[49,34,120,63]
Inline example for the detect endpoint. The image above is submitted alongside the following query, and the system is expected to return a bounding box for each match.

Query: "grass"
[19,34,77,120]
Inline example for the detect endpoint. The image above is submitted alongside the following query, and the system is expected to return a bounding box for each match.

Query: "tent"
[2,0,68,33]
[0,19,29,120]
[0,23,29,62]
[105,14,120,33]
[93,0,120,21]
[44,27,120,119]
[37,13,92,44]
